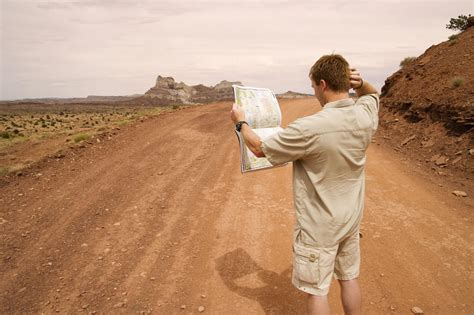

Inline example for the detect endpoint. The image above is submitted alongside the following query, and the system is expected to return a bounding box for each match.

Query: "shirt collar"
[323,98,355,109]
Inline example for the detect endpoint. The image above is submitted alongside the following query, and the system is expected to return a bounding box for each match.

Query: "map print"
[234,86,281,129]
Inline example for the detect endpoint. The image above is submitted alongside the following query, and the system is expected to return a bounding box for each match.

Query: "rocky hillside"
[379,22,474,183]
[144,76,242,105]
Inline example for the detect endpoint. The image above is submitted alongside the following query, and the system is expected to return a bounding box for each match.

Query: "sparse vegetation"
[448,39,458,46]
[446,14,472,32]
[451,77,465,88]
[0,104,185,155]
[73,133,91,143]
[0,165,11,176]
[400,57,416,68]
[448,34,457,40]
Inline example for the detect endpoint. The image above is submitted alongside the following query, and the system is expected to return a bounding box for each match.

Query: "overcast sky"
[0,0,472,100]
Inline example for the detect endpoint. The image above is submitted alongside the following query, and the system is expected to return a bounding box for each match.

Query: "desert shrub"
[46,115,51,119]
[173,105,180,110]
[449,39,458,46]
[74,133,91,143]
[41,123,47,128]
[0,165,11,176]
[0,131,11,139]
[446,14,471,32]
[448,34,457,40]
[400,57,416,67]
[59,111,64,116]
[11,121,20,127]
[451,77,464,87]
[13,129,19,134]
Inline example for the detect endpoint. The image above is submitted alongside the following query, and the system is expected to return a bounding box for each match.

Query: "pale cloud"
[1,0,472,99]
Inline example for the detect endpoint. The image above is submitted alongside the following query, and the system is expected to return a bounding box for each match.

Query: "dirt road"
[1,99,472,314]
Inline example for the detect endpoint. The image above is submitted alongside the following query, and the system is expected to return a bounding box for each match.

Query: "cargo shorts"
[291,230,361,296]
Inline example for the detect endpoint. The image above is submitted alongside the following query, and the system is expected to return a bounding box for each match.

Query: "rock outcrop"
[144,76,242,104]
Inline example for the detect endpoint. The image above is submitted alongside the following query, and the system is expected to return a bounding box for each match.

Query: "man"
[230,54,379,314]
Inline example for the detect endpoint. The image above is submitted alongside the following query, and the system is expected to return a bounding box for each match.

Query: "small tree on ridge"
[446,14,472,32]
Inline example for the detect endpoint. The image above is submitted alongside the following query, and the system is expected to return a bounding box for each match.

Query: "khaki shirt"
[261,94,379,247]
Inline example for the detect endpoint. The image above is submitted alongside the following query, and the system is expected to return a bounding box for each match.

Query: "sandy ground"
[0,99,472,314]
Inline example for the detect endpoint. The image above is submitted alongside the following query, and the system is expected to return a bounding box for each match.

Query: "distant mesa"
[276,91,312,99]
[144,75,243,104]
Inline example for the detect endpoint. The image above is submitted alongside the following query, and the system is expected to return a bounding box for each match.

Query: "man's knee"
[338,277,359,287]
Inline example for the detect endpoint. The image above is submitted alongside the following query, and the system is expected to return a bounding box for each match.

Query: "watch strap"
[235,121,249,132]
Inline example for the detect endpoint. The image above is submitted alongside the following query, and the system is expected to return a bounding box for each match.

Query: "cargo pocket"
[293,242,320,284]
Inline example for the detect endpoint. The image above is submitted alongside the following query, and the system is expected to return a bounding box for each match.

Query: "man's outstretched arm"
[230,103,265,157]
[350,68,378,97]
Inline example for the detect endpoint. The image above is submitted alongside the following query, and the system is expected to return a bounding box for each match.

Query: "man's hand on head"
[350,68,363,90]
[350,67,378,97]
[230,103,246,124]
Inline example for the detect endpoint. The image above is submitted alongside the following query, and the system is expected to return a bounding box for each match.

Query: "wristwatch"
[235,121,249,132]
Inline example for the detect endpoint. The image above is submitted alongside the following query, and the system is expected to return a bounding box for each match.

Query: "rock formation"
[144,76,242,104]
[276,91,312,99]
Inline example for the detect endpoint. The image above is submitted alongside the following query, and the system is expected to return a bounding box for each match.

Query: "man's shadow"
[216,248,306,314]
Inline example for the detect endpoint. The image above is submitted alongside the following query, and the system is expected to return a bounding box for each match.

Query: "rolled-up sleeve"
[260,122,308,166]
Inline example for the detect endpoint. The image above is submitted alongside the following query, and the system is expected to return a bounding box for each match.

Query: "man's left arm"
[230,103,265,157]
[230,103,308,165]
[240,124,265,157]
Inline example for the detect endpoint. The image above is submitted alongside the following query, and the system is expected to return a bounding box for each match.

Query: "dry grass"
[399,56,416,68]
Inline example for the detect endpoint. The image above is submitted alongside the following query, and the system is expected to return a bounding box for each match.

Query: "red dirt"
[1,99,473,314]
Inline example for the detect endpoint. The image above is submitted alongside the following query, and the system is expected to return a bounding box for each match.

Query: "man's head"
[309,54,351,105]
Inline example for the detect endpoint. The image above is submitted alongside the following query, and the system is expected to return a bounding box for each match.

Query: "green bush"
[448,34,457,40]
[73,133,91,143]
[0,131,11,139]
[400,56,416,68]
[446,14,472,32]
[451,77,464,88]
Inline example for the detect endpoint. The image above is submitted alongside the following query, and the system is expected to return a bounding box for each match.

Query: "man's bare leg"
[307,294,331,315]
[339,278,361,315]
